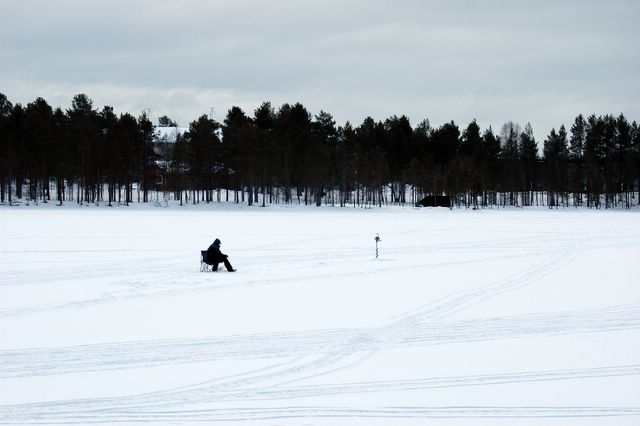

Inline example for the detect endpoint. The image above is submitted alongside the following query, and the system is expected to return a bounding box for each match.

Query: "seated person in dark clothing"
[206,238,236,272]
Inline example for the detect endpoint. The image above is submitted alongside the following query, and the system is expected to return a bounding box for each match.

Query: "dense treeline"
[1,93,639,209]
[0,94,155,206]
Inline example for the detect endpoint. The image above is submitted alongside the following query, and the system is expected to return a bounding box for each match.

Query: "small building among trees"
[153,126,188,159]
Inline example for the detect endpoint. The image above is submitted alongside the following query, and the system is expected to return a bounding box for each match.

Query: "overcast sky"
[1,0,638,140]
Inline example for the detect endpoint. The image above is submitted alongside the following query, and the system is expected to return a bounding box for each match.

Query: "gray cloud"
[1,0,638,140]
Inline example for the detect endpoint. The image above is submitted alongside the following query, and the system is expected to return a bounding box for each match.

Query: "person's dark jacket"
[206,239,227,263]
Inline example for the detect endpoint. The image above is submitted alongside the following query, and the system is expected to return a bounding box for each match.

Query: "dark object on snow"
[201,238,236,272]
[200,250,211,272]
[417,195,451,208]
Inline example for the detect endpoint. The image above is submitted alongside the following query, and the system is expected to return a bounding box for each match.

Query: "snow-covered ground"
[1,203,639,425]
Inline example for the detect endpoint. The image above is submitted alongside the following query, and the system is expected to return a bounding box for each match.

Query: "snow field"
[1,204,639,425]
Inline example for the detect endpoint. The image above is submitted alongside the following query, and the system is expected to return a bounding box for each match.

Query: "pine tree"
[569,114,586,206]
[115,113,139,205]
[543,126,569,207]
[500,121,521,206]
[99,106,118,206]
[481,126,501,206]
[519,123,538,206]
[0,94,15,202]
[137,111,156,203]
[67,94,100,204]
[460,120,483,207]
[185,115,221,203]
[157,115,177,127]
[253,102,276,205]
[615,114,634,208]
[633,121,640,206]
[224,106,258,205]
[310,111,338,206]
[51,108,69,204]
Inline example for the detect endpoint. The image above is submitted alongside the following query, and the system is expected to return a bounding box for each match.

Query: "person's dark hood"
[213,238,221,248]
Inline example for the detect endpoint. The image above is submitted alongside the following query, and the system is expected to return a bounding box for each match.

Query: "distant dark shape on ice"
[417,195,452,208]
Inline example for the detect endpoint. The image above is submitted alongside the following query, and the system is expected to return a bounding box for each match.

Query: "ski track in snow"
[2,254,640,421]
[3,229,638,319]
[3,302,639,378]
[1,213,640,423]
[4,404,640,423]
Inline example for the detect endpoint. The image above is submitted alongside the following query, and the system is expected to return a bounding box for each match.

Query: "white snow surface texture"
[1,204,639,425]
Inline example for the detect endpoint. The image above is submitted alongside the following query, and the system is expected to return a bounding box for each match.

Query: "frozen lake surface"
[1,204,639,425]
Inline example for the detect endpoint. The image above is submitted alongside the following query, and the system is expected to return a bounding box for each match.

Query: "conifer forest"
[1,93,638,209]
